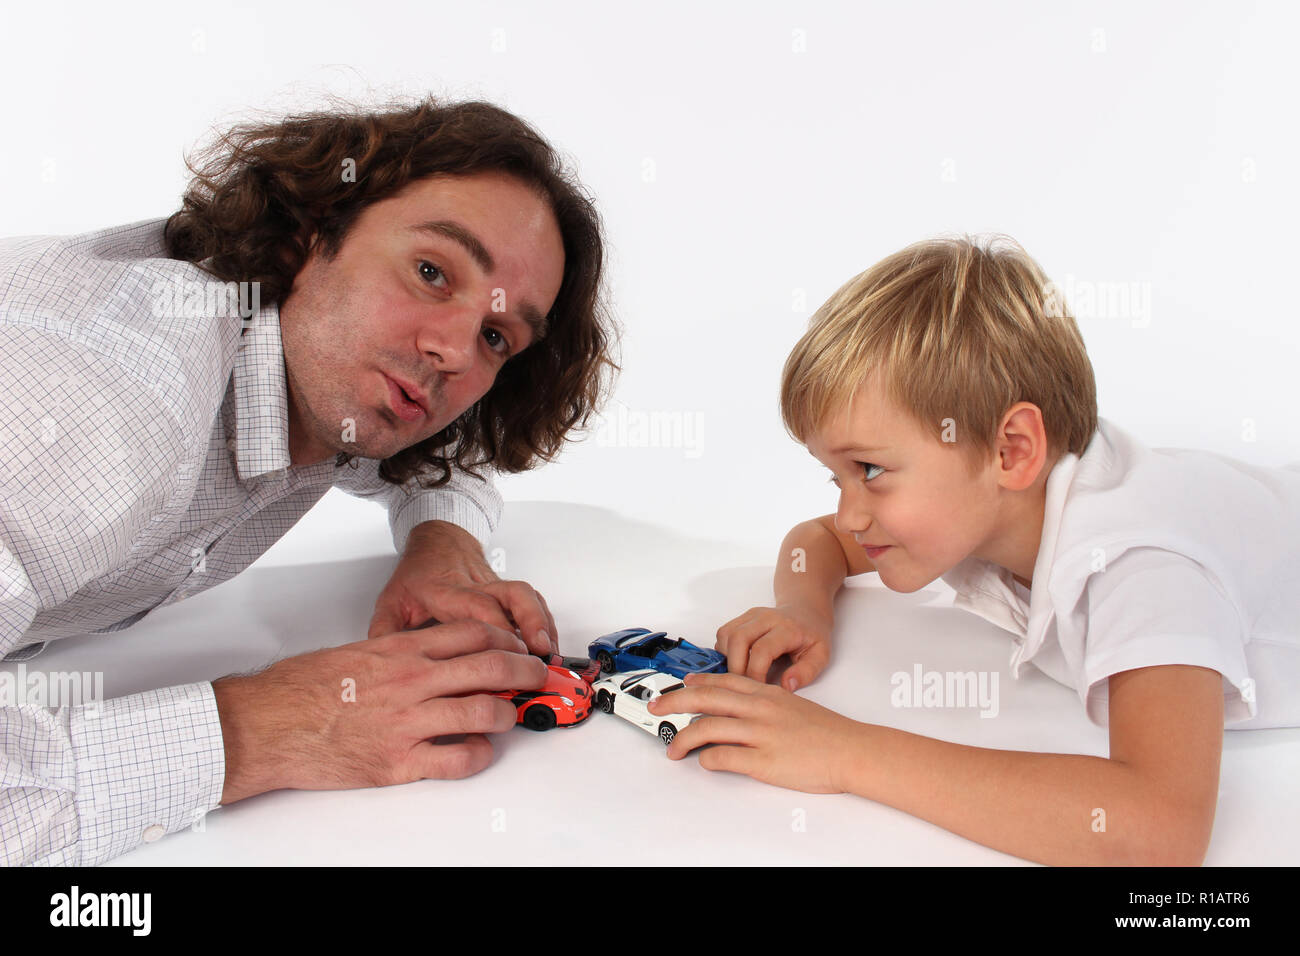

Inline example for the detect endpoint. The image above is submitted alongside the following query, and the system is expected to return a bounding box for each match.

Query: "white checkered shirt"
[0,218,504,865]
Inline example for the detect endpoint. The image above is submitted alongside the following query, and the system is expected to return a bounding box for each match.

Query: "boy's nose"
[834,494,871,535]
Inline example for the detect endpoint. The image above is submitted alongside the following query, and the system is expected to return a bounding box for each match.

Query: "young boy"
[649,236,1300,866]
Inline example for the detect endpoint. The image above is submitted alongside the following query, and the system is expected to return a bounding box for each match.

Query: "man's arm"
[333,457,556,651]
[331,455,503,554]
[1,684,225,866]
[1,327,227,864]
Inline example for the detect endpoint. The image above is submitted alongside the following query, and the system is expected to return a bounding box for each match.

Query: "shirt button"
[142,824,166,843]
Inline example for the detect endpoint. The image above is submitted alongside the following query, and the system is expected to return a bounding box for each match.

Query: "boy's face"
[806,375,1017,593]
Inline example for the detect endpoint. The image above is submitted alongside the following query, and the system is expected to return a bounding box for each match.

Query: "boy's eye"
[828,462,884,487]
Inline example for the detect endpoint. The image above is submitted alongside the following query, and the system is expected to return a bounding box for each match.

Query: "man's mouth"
[384,374,427,423]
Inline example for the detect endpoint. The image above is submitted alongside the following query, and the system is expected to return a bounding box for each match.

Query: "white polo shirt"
[940,418,1300,730]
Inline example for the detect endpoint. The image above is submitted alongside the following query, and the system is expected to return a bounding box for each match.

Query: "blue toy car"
[587,628,727,678]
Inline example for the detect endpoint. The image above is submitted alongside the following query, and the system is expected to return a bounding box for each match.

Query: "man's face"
[278,170,566,466]
[806,375,1006,593]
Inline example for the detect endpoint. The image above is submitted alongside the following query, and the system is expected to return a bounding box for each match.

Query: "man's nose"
[421,302,480,374]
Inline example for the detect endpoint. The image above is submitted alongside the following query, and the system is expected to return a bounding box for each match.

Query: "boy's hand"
[648,672,865,793]
[716,604,832,691]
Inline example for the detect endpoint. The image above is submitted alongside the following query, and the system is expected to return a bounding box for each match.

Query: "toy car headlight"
[560,697,574,707]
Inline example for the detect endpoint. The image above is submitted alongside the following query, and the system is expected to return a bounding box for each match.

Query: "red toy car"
[544,653,601,684]
[495,662,594,731]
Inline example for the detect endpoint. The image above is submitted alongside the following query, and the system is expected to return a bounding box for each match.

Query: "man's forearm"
[212,674,280,805]
[839,722,1211,866]
[404,519,496,585]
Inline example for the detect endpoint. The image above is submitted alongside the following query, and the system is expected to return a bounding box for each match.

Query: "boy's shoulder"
[1048,418,1300,599]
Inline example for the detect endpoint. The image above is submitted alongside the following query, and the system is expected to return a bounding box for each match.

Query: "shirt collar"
[230,303,293,481]
[1010,444,1084,674]
[939,436,1087,674]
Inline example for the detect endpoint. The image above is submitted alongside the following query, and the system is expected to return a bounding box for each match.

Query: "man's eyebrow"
[519,302,549,342]
[409,220,495,273]
[408,218,549,343]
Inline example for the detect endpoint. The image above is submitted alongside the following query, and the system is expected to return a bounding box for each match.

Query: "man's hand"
[367,520,557,655]
[716,604,832,691]
[212,620,549,804]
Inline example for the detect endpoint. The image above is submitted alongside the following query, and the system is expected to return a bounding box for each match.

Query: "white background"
[3,1,1298,867]
[3,0,1297,562]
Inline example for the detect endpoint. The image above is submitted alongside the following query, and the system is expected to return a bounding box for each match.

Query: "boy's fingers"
[720,605,761,630]
[652,676,762,718]
[665,715,754,759]
[719,615,772,677]
[717,606,768,648]
[696,742,758,778]
[744,630,802,683]
[782,643,830,692]
[685,671,765,694]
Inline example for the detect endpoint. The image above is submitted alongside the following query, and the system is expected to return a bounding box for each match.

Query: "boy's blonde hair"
[780,235,1098,473]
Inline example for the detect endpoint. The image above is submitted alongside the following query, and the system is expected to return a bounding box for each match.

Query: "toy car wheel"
[658,722,676,745]
[523,705,557,732]
[597,690,614,713]
[597,651,615,673]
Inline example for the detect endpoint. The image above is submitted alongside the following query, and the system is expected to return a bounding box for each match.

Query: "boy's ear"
[995,403,1049,491]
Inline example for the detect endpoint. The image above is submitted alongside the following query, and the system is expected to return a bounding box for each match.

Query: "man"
[0,98,617,864]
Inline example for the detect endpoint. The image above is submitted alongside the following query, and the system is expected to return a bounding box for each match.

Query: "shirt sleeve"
[331,455,504,553]
[0,684,225,866]
[1079,547,1255,729]
[1,325,227,864]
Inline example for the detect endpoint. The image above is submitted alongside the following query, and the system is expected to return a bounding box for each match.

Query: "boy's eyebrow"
[407,218,549,342]
[828,444,891,454]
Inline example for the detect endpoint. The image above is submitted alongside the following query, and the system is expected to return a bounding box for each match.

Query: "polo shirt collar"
[940,437,1087,676]
[1011,446,1083,675]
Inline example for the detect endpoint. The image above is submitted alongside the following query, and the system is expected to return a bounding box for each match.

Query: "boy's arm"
[718,516,878,688]
[771,516,871,620]
[656,663,1222,865]
[841,663,1222,865]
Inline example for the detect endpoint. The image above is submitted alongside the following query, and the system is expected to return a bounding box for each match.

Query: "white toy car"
[591,670,702,744]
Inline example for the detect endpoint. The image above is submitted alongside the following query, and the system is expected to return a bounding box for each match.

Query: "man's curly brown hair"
[163,95,618,487]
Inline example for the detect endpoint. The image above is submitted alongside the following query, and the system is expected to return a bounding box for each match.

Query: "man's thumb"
[367,605,407,640]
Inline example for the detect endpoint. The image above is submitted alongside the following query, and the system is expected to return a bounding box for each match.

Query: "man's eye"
[482,326,511,355]
[417,261,448,289]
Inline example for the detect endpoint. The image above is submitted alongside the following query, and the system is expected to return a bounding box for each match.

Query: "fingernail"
[784,676,798,692]
[538,629,550,646]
